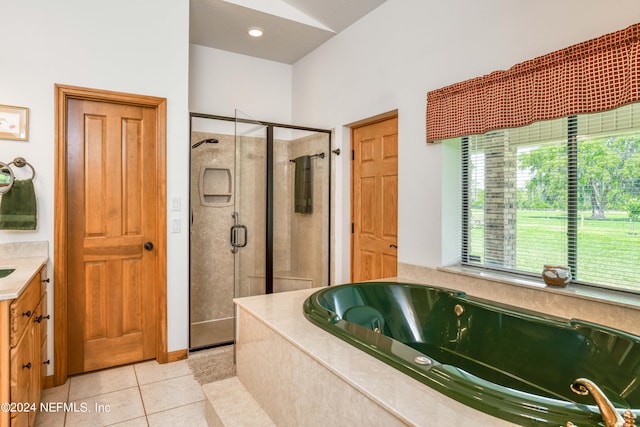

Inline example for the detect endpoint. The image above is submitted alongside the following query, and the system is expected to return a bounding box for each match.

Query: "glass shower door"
[189,111,330,350]
[272,126,330,293]
[190,116,237,349]
[233,110,267,299]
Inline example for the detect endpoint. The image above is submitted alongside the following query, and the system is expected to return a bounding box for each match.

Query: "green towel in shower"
[294,155,312,214]
[0,179,37,230]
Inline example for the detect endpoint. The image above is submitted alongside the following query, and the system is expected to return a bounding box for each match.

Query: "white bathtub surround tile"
[234,289,516,426]
[139,374,205,415]
[237,307,406,426]
[398,262,640,336]
[203,377,275,427]
[147,401,209,427]
[134,359,192,385]
[64,387,145,427]
[68,365,138,401]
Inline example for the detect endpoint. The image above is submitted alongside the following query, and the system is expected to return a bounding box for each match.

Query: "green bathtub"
[303,281,640,426]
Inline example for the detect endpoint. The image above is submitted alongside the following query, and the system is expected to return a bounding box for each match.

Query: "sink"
[0,268,15,278]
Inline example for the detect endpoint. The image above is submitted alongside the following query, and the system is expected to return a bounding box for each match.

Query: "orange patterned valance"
[426,23,640,142]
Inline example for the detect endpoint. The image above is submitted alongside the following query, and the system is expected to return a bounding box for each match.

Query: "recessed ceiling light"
[248,27,264,38]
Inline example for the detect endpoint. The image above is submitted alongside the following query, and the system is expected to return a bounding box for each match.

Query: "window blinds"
[460,103,640,293]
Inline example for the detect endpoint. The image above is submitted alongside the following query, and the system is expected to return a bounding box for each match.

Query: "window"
[458,103,640,293]
[426,23,640,293]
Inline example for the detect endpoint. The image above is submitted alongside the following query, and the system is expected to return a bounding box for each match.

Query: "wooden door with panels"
[351,116,398,282]
[55,85,167,380]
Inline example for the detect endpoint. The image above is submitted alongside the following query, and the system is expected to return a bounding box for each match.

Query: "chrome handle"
[230,212,248,253]
[230,225,248,252]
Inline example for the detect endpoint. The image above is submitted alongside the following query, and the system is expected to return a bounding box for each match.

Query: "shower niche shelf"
[199,166,233,207]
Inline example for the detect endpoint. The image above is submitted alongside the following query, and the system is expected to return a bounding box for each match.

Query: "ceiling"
[189,0,388,64]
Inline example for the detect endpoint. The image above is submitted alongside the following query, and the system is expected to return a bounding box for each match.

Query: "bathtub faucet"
[570,378,636,427]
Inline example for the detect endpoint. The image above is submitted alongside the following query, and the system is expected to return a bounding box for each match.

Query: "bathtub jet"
[304,281,640,427]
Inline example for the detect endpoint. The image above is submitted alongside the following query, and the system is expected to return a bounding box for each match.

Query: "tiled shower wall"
[190,130,329,342]
[273,132,329,289]
[190,132,236,337]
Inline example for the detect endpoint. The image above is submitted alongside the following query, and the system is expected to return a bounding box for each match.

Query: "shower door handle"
[231,225,247,247]
[230,211,247,253]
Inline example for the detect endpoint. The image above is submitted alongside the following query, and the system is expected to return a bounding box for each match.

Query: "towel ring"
[0,162,15,194]
[8,157,35,180]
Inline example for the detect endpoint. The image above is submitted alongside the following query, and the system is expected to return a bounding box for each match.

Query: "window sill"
[438,264,640,311]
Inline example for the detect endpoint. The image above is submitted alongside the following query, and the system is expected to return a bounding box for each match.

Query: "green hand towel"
[294,155,312,214]
[0,179,37,230]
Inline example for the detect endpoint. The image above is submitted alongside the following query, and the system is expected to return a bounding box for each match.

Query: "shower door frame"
[189,112,332,348]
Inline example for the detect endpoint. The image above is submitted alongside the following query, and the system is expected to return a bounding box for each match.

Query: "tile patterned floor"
[35,359,208,427]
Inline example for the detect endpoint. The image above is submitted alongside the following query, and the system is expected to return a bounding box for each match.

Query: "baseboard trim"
[164,349,188,363]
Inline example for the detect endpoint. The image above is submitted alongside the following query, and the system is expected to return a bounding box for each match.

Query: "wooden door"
[66,98,158,374]
[352,117,398,281]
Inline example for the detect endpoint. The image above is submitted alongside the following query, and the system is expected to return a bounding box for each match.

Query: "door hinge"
[351,223,354,233]
[351,150,355,161]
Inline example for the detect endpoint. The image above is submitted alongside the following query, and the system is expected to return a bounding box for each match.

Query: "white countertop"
[0,256,47,301]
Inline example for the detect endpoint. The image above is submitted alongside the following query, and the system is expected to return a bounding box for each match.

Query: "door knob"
[390,244,398,249]
[144,241,154,251]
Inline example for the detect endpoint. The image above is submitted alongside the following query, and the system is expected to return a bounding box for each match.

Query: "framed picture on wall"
[0,104,29,141]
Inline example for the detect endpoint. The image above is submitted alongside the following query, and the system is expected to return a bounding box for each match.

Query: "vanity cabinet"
[0,266,48,427]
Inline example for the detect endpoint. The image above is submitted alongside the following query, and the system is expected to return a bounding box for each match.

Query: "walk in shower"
[189,111,331,349]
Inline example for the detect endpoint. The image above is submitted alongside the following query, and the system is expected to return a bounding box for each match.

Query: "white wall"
[3,0,638,367]
[190,45,292,123]
[0,0,190,359]
[291,0,640,280]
